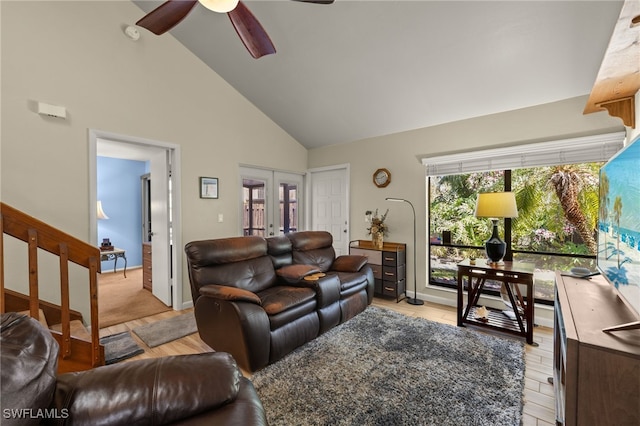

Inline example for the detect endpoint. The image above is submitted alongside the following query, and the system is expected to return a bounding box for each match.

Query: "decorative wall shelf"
[584,0,640,128]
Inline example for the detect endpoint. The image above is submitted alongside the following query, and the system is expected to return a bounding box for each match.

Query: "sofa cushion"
[186,236,267,265]
[334,271,370,293]
[266,235,292,269]
[54,352,241,426]
[276,264,321,283]
[1,313,58,426]
[292,247,335,272]
[185,237,277,299]
[258,286,317,316]
[331,255,368,272]
[199,285,262,305]
[288,231,333,251]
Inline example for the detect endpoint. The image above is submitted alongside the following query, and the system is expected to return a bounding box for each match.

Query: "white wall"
[308,95,625,326]
[1,1,307,318]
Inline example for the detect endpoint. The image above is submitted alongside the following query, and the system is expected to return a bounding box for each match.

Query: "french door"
[239,166,304,236]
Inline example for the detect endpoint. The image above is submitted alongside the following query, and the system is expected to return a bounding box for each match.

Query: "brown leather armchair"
[0,312,267,426]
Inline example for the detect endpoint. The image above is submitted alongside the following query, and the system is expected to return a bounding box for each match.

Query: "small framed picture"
[200,177,219,199]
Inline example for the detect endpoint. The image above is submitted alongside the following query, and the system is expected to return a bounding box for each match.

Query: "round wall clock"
[373,168,391,188]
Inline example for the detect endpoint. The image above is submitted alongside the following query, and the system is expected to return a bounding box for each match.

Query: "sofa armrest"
[199,284,262,306]
[331,255,368,272]
[53,352,242,426]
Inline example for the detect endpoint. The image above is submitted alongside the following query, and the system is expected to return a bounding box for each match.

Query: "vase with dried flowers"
[366,209,389,249]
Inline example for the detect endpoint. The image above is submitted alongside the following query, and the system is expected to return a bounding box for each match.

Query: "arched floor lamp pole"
[386,197,424,306]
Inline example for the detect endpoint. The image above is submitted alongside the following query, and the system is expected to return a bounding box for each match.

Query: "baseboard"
[181,300,194,310]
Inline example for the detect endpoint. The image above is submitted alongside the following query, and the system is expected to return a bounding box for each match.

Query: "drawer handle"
[384,272,395,276]
[384,257,394,261]
[384,287,395,291]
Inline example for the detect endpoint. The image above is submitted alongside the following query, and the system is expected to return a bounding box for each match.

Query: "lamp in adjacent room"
[97,201,113,251]
[385,197,423,306]
[474,192,518,264]
[96,201,109,220]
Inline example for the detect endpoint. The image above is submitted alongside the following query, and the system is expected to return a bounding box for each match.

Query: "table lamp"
[474,192,518,264]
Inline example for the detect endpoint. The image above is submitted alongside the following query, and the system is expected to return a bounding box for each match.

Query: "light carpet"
[99,268,171,328]
[100,331,144,364]
[132,313,197,348]
[251,306,525,426]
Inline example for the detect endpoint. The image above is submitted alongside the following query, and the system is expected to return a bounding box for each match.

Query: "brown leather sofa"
[185,231,374,372]
[0,312,267,426]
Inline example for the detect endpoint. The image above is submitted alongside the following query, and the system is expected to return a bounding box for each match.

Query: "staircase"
[0,202,105,372]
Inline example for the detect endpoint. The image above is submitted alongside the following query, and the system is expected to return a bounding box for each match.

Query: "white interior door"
[150,149,171,305]
[308,165,350,255]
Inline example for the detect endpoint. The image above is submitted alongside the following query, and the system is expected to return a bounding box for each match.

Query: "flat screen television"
[597,134,640,332]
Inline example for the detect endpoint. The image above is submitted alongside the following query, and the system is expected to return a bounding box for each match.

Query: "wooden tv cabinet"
[553,273,640,426]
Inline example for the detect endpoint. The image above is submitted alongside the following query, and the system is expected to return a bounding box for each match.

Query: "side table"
[100,248,127,278]
[457,259,536,345]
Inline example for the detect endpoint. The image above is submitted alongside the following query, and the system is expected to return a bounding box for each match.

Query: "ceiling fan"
[136,0,334,59]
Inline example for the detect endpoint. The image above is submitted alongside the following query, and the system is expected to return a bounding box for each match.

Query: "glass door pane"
[242,178,267,236]
[275,171,303,236]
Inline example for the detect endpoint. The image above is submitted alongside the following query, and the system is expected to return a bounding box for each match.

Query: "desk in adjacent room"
[100,248,127,277]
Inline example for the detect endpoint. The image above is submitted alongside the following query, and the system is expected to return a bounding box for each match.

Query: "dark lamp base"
[407,298,424,306]
[485,219,506,264]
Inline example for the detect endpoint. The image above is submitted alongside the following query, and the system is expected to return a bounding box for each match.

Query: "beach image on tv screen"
[598,137,640,315]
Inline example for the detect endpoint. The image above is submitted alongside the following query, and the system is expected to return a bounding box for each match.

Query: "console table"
[554,273,640,426]
[349,240,406,302]
[457,259,535,345]
[100,248,127,277]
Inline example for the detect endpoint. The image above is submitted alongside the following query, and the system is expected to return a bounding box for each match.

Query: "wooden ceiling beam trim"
[584,0,640,128]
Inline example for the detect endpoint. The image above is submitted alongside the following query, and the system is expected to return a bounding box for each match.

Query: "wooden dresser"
[142,242,152,291]
[554,273,640,426]
[349,240,406,302]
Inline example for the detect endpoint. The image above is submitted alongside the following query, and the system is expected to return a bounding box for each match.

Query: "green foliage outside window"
[429,163,602,302]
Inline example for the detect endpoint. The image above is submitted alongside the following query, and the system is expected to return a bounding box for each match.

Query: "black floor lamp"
[386,197,423,306]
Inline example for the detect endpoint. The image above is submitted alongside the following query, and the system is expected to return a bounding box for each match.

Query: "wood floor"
[102,297,556,426]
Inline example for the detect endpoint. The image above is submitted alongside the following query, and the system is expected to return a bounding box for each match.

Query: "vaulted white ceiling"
[132,1,623,149]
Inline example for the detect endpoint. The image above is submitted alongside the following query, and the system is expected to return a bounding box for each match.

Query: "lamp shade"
[474,192,518,218]
[199,0,239,13]
[97,201,109,220]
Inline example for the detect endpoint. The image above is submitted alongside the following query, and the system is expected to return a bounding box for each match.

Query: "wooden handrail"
[0,202,103,369]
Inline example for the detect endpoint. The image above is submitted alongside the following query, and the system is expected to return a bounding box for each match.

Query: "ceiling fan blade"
[228,2,276,59]
[136,0,198,35]
[292,0,334,4]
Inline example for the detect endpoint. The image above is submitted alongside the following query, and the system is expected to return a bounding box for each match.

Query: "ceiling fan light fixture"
[199,0,239,13]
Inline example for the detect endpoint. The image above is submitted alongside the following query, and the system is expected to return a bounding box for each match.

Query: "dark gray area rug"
[251,306,525,426]
[132,313,197,348]
[100,331,144,364]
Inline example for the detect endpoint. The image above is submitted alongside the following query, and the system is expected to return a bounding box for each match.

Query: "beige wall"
[308,95,624,323]
[1,1,306,318]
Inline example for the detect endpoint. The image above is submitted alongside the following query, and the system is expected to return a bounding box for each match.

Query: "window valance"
[420,132,626,176]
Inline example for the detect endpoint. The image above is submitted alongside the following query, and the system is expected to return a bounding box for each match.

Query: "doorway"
[89,129,183,318]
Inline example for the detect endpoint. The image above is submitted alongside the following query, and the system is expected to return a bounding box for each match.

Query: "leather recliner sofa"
[185,231,373,372]
[0,312,268,426]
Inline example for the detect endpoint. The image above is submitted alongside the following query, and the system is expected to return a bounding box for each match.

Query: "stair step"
[18,309,48,328]
[50,320,92,342]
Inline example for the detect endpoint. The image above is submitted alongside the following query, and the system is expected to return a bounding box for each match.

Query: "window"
[423,132,625,304]
[429,166,599,303]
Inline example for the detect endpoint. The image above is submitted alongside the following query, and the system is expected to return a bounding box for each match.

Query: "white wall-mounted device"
[37,102,67,119]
